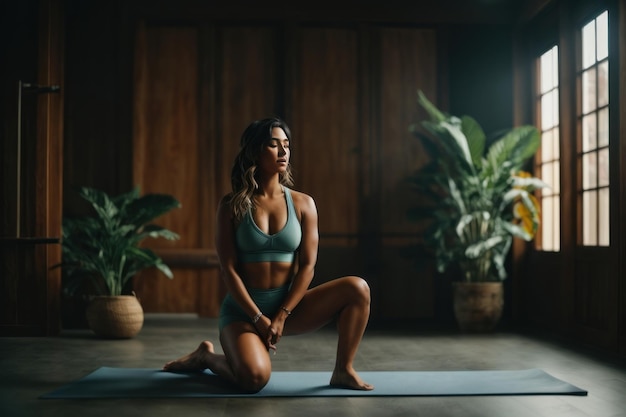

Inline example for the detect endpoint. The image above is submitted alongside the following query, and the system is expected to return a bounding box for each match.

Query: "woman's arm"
[214,196,261,320]
[281,191,319,312]
[268,192,318,345]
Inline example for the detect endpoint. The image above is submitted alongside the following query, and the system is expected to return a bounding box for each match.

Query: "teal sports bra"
[236,187,302,263]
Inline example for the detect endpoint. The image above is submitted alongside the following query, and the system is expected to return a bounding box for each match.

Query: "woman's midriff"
[239,261,296,289]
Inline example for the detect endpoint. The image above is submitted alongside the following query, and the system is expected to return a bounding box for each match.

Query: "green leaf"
[511,175,550,190]
[125,194,182,226]
[417,90,446,123]
[461,115,486,167]
[486,125,540,171]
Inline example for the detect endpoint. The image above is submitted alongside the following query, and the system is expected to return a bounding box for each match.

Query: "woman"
[163,117,373,392]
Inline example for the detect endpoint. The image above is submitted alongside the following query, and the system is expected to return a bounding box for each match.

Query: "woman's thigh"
[283,275,370,336]
[220,322,272,387]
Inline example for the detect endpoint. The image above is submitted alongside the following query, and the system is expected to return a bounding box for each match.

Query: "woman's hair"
[229,117,294,220]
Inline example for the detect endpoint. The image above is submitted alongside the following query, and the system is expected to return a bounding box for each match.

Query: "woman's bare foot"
[163,341,215,372]
[330,368,374,391]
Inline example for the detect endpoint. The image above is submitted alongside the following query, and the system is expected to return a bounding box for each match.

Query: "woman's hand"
[255,315,278,353]
[255,314,288,353]
[268,316,287,348]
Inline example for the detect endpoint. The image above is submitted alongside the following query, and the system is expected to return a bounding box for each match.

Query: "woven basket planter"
[86,295,144,339]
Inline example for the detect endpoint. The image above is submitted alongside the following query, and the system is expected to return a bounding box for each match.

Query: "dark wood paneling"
[573,250,619,350]
[38,0,64,335]
[218,25,281,196]
[378,28,437,235]
[290,27,360,238]
[132,24,206,313]
[574,253,614,330]
[1,244,38,329]
[522,252,562,327]
[374,28,438,319]
[63,0,132,207]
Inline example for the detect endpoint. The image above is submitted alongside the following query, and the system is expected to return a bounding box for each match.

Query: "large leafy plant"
[407,91,548,282]
[61,186,181,296]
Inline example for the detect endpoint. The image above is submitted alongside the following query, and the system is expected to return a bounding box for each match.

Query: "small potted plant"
[407,91,548,331]
[60,186,181,338]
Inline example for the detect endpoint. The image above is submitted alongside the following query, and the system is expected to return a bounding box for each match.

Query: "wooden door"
[0,0,64,335]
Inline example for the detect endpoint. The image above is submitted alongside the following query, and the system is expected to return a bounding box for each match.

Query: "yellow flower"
[513,193,540,237]
[510,170,542,237]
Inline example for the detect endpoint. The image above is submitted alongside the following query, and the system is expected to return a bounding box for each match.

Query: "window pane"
[540,50,553,93]
[552,46,559,88]
[552,95,560,131]
[542,196,554,250]
[582,19,596,69]
[599,187,609,246]
[553,127,560,159]
[583,190,597,246]
[598,61,609,107]
[542,162,554,191]
[598,108,609,147]
[540,46,559,93]
[582,113,597,151]
[553,160,560,193]
[541,91,556,129]
[582,151,597,189]
[596,11,609,60]
[598,147,609,187]
[582,68,597,113]
[541,129,554,161]
[552,196,560,251]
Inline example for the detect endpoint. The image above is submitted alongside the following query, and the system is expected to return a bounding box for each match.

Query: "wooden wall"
[57,0,523,325]
[128,19,440,319]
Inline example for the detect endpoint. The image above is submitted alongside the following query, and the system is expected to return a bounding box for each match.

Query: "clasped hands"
[255,314,285,354]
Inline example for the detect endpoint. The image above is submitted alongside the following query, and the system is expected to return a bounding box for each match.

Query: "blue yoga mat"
[40,367,586,398]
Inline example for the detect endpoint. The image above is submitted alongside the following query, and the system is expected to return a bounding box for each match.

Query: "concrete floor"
[1,314,625,417]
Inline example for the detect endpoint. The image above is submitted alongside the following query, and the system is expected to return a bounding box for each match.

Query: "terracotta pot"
[453,282,503,332]
[86,295,144,339]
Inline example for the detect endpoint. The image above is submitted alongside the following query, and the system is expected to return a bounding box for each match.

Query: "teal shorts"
[219,284,289,331]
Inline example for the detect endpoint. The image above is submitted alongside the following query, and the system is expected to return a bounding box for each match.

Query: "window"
[536,45,560,251]
[578,10,609,246]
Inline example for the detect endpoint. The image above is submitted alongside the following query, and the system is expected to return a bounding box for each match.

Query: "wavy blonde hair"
[229,117,294,221]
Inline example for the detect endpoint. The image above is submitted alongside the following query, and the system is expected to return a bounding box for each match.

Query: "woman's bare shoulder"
[288,188,316,212]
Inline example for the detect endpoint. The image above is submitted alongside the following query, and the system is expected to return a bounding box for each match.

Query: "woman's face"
[256,127,290,176]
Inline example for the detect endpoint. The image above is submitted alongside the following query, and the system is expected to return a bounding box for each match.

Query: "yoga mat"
[40,367,587,398]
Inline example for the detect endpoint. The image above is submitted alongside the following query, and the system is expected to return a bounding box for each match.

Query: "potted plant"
[406,91,548,331]
[60,186,181,338]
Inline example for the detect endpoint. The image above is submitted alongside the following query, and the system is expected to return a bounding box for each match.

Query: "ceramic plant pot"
[453,281,503,332]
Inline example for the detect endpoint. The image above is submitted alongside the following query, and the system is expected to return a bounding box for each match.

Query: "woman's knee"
[345,276,371,304]
[235,363,271,393]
